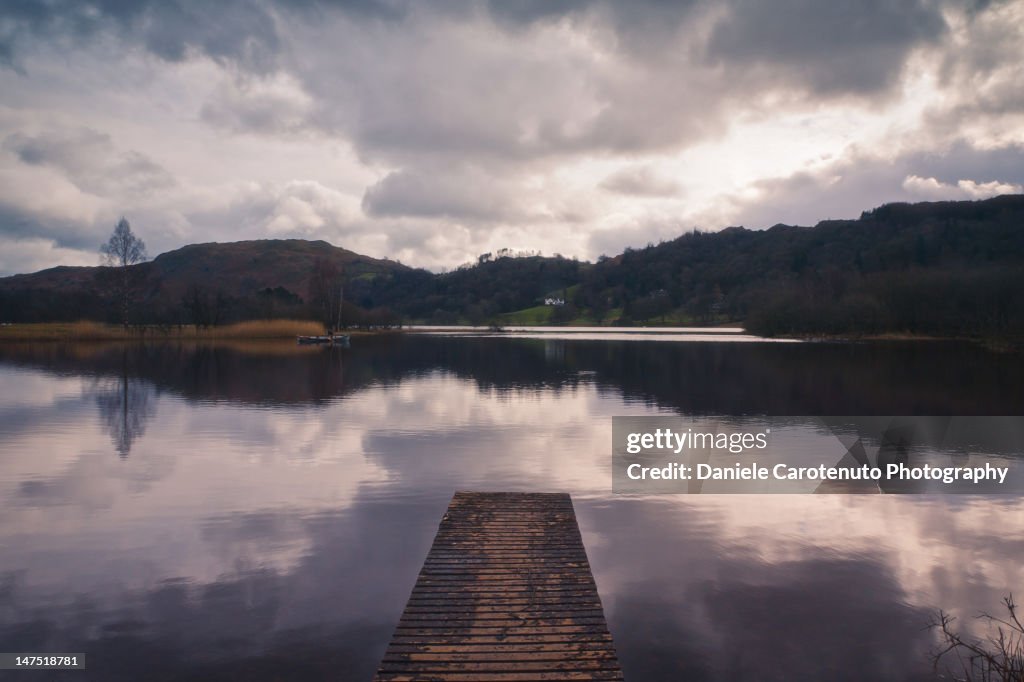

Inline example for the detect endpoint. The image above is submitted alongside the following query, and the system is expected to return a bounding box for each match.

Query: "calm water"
[1,334,1023,681]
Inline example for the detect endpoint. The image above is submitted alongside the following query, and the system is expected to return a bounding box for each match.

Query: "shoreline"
[0,320,401,342]
[778,331,1023,352]
[1,321,1018,350]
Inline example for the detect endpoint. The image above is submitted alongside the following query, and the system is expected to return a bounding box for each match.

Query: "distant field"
[496,304,614,325]
[495,304,734,327]
[0,320,331,341]
[497,306,553,324]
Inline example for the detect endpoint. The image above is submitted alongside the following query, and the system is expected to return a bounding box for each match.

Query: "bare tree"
[308,258,345,333]
[99,217,148,327]
[931,595,1024,682]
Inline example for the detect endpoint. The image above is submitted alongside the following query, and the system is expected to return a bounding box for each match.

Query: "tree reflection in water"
[92,354,157,457]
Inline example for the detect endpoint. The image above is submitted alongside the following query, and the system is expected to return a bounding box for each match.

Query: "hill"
[1,195,1023,337]
[0,239,417,325]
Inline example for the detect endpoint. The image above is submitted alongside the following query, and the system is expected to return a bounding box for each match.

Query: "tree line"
[2,195,1023,339]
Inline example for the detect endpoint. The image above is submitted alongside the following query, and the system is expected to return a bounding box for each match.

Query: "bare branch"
[930,600,1024,682]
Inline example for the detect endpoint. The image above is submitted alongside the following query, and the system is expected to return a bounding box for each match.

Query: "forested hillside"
[580,195,1024,336]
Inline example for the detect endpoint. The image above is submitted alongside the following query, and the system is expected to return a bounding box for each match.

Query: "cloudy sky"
[1,0,1023,276]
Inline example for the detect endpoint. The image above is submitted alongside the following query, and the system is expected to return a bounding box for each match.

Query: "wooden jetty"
[374,491,623,681]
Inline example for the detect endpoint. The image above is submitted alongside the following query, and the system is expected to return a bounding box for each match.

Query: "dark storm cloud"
[0,205,102,251]
[476,0,950,97]
[287,0,411,20]
[706,0,948,95]
[0,0,281,72]
[477,0,704,56]
[13,0,946,93]
[0,0,422,73]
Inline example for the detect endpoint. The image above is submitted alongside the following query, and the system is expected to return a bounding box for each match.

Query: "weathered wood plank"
[373,491,623,681]
[378,660,623,672]
[399,607,606,617]
[374,667,618,679]
[383,644,615,655]
[383,652,620,663]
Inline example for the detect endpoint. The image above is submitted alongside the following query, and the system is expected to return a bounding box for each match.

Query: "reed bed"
[0,319,329,341]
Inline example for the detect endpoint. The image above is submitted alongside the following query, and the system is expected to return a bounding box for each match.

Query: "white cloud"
[902,174,1023,200]
[902,174,950,198]
[957,178,1024,198]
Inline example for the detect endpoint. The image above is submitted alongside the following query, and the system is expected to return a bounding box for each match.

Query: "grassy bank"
[0,320,347,341]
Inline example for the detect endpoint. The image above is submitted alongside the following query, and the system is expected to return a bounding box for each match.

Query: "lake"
[1,332,1023,681]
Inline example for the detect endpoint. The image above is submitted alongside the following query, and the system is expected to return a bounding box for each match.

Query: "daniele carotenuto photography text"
[613,417,1023,496]
[1,1,1023,681]
[625,461,1010,485]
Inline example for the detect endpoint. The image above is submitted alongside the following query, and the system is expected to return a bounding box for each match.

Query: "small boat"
[297,334,350,346]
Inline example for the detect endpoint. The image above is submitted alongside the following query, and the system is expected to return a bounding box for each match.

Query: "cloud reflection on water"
[0,338,1022,680]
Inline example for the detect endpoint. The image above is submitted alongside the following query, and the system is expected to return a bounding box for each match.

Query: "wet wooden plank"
[374,491,623,681]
